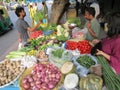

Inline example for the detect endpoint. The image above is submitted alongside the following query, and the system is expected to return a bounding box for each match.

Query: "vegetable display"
[51,49,64,58]
[21,56,37,68]
[79,74,103,90]
[77,55,95,69]
[49,48,72,68]
[6,51,26,60]
[21,63,61,90]
[66,41,78,50]
[56,35,69,42]
[36,50,48,62]
[0,60,24,87]
[97,56,120,90]
[77,40,92,54]
[30,30,43,39]
[66,40,92,54]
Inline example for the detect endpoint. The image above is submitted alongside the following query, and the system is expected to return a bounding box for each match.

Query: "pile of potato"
[0,60,24,86]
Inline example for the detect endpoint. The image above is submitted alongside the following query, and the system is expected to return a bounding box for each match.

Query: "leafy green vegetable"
[34,11,45,22]
[41,24,57,31]
[56,35,68,42]
[77,55,95,69]
[52,49,64,58]
[67,17,82,28]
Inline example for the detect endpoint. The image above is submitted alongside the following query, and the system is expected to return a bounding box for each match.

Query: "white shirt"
[90,2,100,18]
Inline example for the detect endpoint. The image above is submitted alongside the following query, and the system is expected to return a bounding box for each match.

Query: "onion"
[33,75,37,81]
[36,84,41,89]
[56,73,61,79]
[51,74,56,78]
[22,78,28,84]
[26,75,32,79]
[48,82,55,89]
[55,79,60,82]
[30,82,35,87]
[28,77,34,82]
[35,81,41,85]
[49,74,52,78]
[23,83,30,89]
[32,86,39,90]
[54,66,58,70]
[41,83,48,89]
[44,77,49,83]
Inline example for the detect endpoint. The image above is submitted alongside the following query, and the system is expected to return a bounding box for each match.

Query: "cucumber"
[9,51,26,55]
[6,55,22,59]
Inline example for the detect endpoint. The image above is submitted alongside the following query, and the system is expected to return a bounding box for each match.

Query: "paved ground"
[0,2,52,61]
[0,7,31,61]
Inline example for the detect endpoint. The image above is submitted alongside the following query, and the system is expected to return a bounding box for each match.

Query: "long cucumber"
[9,51,26,55]
[97,56,120,90]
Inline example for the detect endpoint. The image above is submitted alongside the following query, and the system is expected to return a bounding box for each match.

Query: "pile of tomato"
[66,40,92,54]
[30,30,43,39]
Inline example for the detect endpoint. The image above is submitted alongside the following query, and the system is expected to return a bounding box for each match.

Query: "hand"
[38,20,42,24]
[92,39,100,45]
[96,49,104,55]
[96,49,110,61]
[86,22,91,29]
[19,38,22,42]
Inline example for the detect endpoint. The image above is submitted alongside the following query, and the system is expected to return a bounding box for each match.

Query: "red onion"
[41,83,48,89]
[22,78,28,84]
[30,82,35,87]
[36,84,41,89]
[33,75,37,81]
[28,77,34,82]
[23,83,30,89]
[51,74,56,78]
[44,77,49,83]
[32,86,39,90]
[35,81,41,85]
[48,82,55,89]
[55,73,61,80]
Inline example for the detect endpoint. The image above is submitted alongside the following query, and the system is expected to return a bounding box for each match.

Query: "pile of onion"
[22,63,61,90]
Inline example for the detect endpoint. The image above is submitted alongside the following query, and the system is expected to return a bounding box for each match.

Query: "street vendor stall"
[1,7,120,90]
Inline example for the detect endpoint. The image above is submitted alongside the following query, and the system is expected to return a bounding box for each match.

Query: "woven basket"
[18,63,64,90]
[18,67,33,90]
[66,9,77,19]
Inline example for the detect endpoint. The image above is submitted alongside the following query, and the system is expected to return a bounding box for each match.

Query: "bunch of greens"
[52,49,64,58]
[67,17,82,28]
[34,11,45,22]
[41,24,57,31]
[56,35,69,42]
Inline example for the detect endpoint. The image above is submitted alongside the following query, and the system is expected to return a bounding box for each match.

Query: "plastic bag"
[72,28,88,40]
[18,43,23,50]
[49,47,72,68]
[73,54,98,77]
[62,50,73,60]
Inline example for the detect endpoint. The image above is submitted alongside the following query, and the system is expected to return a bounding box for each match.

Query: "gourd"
[61,62,75,74]
[64,73,79,89]
[79,74,103,90]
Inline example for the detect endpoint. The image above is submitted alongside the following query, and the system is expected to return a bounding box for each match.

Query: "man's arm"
[18,32,22,43]
[86,22,97,38]
[27,21,42,32]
